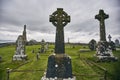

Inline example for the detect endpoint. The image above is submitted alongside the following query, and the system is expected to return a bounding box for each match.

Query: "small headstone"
[107,35,116,51]
[36,53,40,60]
[13,25,27,61]
[108,34,112,42]
[28,39,37,45]
[40,39,46,53]
[95,10,117,61]
[115,39,120,47]
[89,39,96,51]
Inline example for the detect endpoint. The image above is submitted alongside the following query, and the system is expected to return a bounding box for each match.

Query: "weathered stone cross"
[108,34,112,42]
[50,8,70,54]
[44,8,73,79]
[95,9,109,42]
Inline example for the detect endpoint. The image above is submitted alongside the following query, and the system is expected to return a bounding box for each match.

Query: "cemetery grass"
[0,44,120,80]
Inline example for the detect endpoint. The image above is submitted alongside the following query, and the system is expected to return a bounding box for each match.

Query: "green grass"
[0,44,120,80]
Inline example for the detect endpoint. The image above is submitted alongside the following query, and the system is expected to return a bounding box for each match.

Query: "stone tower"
[23,25,27,43]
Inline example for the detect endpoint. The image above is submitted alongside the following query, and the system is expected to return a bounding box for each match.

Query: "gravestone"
[13,25,27,61]
[95,10,108,42]
[115,39,120,47]
[108,34,111,42]
[36,53,40,60]
[95,10,117,61]
[107,35,116,51]
[42,8,75,80]
[28,39,37,45]
[89,39,96,51]
[40,39,46,53]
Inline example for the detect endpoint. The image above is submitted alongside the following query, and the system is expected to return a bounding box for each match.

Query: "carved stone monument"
[115,39,120,47]
[89,39,96,51]
[40,39,46,53]
[13,25,27,61]
[107,35,116,51]
[95,10,108,42]
[42,8,75,80]
[95,10,117,61]
[108,34,112,42]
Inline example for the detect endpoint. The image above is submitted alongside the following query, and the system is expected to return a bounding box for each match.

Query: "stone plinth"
[13,55,27,61]
[41,75,76,80]
[95,41,118,61]
[46,54,73,78]
[94,10,118,61]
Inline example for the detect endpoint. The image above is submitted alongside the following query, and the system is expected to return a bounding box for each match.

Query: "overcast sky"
[0,0,120,43]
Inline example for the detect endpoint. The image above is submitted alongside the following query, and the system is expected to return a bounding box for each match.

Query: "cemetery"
[0,42,120,80]
[0,9,120,79]
[0,1,120,80]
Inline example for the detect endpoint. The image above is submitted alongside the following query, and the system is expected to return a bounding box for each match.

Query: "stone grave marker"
[108,34,112,42]
[95,10,117,61]
[115,39,120,47]
[107,35,116,51]
[40,39,46,53]
[89,39,96,51]
[13,25,27,61]
[41,8,75,80]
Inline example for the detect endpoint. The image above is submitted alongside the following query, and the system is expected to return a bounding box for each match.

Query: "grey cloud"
[0,0,120,43]
[66,19,98,33]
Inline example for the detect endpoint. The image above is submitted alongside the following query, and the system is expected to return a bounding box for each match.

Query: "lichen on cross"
[49,8,70,54]
[95,9,109,42]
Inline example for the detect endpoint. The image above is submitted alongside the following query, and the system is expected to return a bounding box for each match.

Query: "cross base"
[45,53,73,78]
[12,55,27,61]
[41,75,76,80]
[95,41,118,62]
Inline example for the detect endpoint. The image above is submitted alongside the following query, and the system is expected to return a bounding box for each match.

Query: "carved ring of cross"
[50,8,70,27]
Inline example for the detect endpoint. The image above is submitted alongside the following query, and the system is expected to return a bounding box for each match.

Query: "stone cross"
[108,34,112,42]
[95,9,109,42]
[50,8,70,54]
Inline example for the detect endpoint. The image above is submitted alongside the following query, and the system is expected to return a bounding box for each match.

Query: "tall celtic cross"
[95,9,109,42]
[50,8,70,54]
